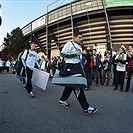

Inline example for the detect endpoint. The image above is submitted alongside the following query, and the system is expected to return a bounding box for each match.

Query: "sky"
[0,0,73,46]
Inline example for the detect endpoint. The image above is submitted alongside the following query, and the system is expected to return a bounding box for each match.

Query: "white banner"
[32,15,45,31]
[32,68,49,90]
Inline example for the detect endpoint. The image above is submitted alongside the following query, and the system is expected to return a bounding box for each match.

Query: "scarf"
[117,53,125,67]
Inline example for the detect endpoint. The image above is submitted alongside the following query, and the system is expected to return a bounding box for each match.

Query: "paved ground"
[0,73,132,133]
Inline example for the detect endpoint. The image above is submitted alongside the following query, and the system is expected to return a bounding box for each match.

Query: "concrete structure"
[22,0,133,59]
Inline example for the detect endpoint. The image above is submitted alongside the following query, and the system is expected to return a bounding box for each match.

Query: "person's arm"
[60,42,77,58]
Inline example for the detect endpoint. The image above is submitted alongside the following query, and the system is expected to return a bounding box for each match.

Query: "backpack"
[90,56,94,69]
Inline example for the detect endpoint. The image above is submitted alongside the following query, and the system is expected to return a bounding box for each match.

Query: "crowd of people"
[0,32,133,114]
[0,58,16,74]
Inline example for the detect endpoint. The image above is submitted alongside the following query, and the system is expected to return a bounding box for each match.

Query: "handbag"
[59,62,84,77]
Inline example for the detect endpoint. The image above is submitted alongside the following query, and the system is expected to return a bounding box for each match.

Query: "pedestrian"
[114,46,127,92]
[5,60,11,73]
[90,49,101,86]
[0,58,3,73]
[59,32,98,114]
[16,49,27,87]
[21,42,41,97]
[103,52,112,86]
[125,44,133,92]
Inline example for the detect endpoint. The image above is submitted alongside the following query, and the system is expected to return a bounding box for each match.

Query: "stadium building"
[22,0,133,58]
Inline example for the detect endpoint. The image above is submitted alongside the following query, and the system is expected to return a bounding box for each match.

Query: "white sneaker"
[29,92,34,97]
[84,107,98,114]
[59,100,69,108]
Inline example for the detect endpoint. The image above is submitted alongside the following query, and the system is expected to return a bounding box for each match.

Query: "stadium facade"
[22,0,133,58]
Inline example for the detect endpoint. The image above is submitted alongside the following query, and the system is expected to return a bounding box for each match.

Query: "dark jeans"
[0,67,2,73]
[115,71,125,91]
[60,87,89,110]
[85,71,91,88]
[126,67,133,91]
[113,65,116,85]
[103,70,110,85]
[98,67,103,85]
[91,67,99,84]
[26,67,33,93]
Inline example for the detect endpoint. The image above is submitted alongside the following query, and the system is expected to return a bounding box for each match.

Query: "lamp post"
[46,0,60,59]
[101,0,112,55]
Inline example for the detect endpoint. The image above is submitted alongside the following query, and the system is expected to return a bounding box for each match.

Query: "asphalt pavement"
[0,73,132,133]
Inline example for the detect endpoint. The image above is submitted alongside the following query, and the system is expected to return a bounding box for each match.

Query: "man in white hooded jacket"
[59,32,98,114]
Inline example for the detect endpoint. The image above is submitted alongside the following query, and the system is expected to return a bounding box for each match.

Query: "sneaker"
[29,92,34,97]
[84,107,98,114]
[59,100,69,108]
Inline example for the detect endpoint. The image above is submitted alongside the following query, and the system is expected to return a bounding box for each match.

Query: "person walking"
[59,32,98,114]
[114,46,127,92]
[16,49,27,87]
[125,44,133,92]
[21,42,41,97]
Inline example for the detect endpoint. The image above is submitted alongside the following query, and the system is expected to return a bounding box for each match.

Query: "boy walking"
[59,32,98,114]
[21,42,41,97]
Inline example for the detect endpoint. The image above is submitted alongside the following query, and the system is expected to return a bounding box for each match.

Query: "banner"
[106,0,133,8]
[32,68,49,90]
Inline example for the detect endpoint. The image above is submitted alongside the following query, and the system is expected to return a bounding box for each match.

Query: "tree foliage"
[2,27,27,60]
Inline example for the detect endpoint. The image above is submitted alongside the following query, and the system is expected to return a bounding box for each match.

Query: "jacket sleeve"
[60,42,77,58]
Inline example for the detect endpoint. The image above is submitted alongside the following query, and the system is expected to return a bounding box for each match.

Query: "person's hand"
[76,50,81,56]
[118,56,120,60]
[127,53,131,58]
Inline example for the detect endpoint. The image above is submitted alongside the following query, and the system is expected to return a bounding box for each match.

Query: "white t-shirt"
[21,49,39,70]
[115,54,127,72]
[61,41,81,63]
[0,60,3,67]
[41,60,46,70]
[6,61,11,67]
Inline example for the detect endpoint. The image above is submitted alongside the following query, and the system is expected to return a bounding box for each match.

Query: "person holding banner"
[59,32,98,114]
[113,46,127,92]
[21,42,41,97]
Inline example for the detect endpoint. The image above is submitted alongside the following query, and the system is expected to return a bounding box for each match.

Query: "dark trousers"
[91,67,99,84]
[85,71,91,88]
[115,71,125,91]
[0,67,2,73]
[26,67,33,93]
[113,65,116,85]
[6,67,9,73]
[98,67,103,85]
[60,87,89,110]
[126,67,133,91]
[103,70,110,85]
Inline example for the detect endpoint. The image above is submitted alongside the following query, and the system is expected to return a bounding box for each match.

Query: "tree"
[2,27,27,60]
